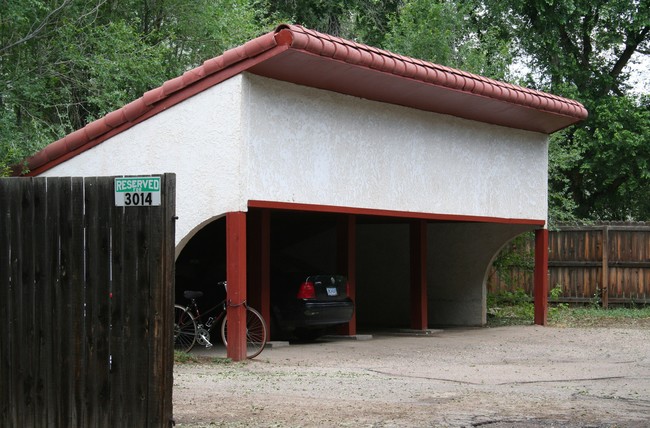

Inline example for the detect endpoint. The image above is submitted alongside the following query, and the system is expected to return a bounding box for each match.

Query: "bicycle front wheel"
[174,304,197,353]
[221,307,267,359]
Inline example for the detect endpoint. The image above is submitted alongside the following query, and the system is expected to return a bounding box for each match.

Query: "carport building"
[25,24,587,360]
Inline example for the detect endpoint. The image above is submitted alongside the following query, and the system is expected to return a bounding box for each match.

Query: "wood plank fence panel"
[0,175,175,427]
[0,180,10,424]
[488,223,650,305]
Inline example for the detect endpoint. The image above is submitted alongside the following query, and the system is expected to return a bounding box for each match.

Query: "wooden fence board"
[488,223,650,304]
[0,175,175,427]
[0,180,10,425]
[43,177,61,427]
[10,178,27,427]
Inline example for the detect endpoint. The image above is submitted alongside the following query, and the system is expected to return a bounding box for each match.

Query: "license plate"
[326,287,338,296]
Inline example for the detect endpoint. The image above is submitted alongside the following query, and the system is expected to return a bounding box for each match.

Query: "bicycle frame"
[181,281,230,348]
[175,281,267,358]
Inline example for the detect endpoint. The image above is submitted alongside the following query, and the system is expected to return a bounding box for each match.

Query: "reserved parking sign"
[114,176,161,206]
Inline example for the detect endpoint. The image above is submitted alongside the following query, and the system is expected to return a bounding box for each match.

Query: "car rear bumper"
[275,299,354,329]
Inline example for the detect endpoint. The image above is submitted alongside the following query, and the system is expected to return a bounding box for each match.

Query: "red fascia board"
[247,200,546,227]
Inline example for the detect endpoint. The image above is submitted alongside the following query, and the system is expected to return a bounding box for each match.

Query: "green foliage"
[352,0,402,47]
[486,289,650,327]
[488,283,649,327]
[548,285,570,318]
[173,350,232,364]
[262,0,401,46]
[547,130,581,225]
[478,0,650,221]
[0,0,267,176]
[548,305,650,328]
[571,95,650,220]
[482,0,649,98]
[263,0,354,36]
[383,0,513,80]
[487,288,534,325]
[548,94,650,222]
[211,356,233,364]
[174,350,199,363]
[491,233,534,290]
[590,287,603,309]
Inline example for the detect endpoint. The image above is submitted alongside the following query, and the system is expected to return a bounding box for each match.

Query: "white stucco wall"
[40,72,549,251]
[40,75,248,249]
[244,74,548,221]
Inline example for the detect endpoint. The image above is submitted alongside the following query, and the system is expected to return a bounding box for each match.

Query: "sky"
[627,52,650,94]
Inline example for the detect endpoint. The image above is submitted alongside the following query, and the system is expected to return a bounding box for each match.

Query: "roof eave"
[22,24,587,176]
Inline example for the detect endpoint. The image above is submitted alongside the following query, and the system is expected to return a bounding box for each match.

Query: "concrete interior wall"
[427,223,536,326]
[354,221,536,328]
[270,212,338,274]
[356,223,411,329]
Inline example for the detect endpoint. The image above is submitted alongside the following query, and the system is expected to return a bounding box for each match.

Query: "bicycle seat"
[183,290,203,300]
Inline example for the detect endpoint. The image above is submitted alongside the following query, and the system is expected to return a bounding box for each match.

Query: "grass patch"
[549,305,650,328]
[487,288,534,326]
[487,289,650,328]
[174,350,199,364]
[210,357,233,364]
[173,350,233,365]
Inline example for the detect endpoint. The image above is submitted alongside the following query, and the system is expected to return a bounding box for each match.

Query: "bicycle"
[173,281,267,359]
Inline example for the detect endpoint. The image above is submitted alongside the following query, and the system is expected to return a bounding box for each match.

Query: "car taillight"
[297,281,316,299]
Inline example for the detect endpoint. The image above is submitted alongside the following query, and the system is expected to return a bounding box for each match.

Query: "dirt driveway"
[173,325,650,427]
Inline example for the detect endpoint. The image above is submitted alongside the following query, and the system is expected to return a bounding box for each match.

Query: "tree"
[261,0,401,47]
[478,0,650,221]
[568,95,650,220]
[383,0,514,80]
[1,0,267,175]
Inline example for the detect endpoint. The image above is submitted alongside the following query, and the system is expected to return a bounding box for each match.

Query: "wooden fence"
[488,223,650,306]
[0,175,176,427]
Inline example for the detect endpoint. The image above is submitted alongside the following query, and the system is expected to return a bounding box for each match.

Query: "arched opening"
[174,217,227,309]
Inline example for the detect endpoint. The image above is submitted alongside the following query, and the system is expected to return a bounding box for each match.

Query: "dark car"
[271,274,354,341]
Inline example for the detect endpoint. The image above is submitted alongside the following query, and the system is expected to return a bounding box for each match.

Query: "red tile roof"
[25,24,587,176]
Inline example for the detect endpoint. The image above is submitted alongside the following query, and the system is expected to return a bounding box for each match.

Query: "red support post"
[337,215,357,336]
[410,219,428,330]
[534,228,549,326]
[226,211,247,361]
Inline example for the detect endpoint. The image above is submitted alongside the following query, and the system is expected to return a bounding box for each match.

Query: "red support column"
[337,215,357,336]
[226,211,247,361]
[410,219,428,330]
[534,228,549,326]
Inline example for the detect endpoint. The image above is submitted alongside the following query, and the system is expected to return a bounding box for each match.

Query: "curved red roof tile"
[275,25,588,120]
[25,24,587,176]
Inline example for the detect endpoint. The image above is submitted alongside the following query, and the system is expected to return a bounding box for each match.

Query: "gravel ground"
[172,325,650,427]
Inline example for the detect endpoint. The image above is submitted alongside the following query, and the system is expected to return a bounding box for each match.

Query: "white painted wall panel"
[40,76,247,249]
[40,72,549,252]
[244,74,548,221]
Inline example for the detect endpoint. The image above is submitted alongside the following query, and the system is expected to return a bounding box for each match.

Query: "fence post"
[601,225,609,308]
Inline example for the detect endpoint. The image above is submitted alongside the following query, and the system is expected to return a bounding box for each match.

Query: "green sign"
[114,177,161,206]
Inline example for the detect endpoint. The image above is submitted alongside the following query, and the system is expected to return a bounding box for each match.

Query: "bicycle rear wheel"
[174,304,197,353]
[221,307,267,359]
